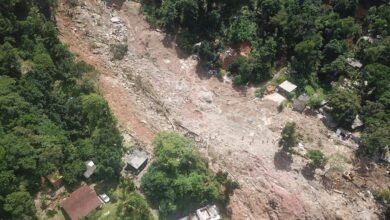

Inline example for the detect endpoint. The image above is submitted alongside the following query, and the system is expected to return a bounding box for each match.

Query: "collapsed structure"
[179,205,221,220]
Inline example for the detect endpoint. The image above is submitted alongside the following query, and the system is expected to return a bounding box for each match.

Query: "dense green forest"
[0,0,123,218]
[141,0,390,155]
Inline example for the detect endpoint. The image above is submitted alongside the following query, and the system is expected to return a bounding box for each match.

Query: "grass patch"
[327,153,351,172]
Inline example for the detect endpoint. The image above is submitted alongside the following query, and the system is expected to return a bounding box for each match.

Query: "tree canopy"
[141,132,236,218]
[0,0,123,218]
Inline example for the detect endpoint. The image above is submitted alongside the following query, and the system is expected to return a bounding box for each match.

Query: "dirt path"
[56,1,382,219]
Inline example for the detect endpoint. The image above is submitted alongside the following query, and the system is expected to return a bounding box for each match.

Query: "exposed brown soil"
[55,1,389,219]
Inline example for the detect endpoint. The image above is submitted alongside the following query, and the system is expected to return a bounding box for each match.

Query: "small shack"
[83,161,96,179]
[292,94,310,113]
[125,149,148,174]
[46,170,64,189]
[277,80,297,98]
[61,185,103,220]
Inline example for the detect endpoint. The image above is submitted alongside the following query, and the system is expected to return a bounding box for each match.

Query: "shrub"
[255,87,266,98]
[110,43,128,60]
[278,100,289,112]
[177,31,198,54]
[328,87,360,127]
[69,0,79,7]
[280,122,300,151]
[141,133,221,217]
[229,57,254,85]
[374,189,390,218]
[306,150,327,167]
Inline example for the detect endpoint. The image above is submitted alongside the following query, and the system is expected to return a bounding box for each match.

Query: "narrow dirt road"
[56,1,381,219]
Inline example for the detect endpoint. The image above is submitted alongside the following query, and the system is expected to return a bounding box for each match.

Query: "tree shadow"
[103,0,125,10]
[162,34,175,48]
[194,62,223,83]
[94,179,120,195]
[273,150,293,171]
[161,34,191,59]
[301,164,316,180]
[61,208,71,220]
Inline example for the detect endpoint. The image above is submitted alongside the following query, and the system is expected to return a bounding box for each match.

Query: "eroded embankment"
[56,1,381,219]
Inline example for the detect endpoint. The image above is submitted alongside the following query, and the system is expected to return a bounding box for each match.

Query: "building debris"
[346,58,363,69]
[179,204,221,220]
[46,170,64,189]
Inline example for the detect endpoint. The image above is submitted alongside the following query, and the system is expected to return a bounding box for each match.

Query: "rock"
[381,146,390,163]
[200,91,213,103]
[268,212,279,220]
[335,209,352,220]
[351,115,363,130]
[110,16,121,23]
[342,171,354,181]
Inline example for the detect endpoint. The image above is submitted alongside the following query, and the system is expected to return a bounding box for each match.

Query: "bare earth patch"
[56,1,388,219]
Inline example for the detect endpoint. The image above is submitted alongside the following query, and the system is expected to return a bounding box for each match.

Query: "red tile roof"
[61,185,102,220]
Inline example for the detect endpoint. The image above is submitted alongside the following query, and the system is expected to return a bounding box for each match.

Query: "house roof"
[126,149,148,170]
[278,80,297,93]
[61,185,102,220]
[83,160,96,178]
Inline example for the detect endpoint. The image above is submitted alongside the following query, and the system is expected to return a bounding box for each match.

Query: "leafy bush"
[328,87,360,127]
[117,193,154,220]
[229,57,253,85]
[176,31,198,54]
[216,171,239,204]
[69,0,79,7]
[279,122,300,152]
[110,43,128,60]
[4,191,36,219]
[307,88,325,109]
[374,189,390,218]
[255,87,266,98]
[141,132,234,217]
[278,100,289,112]
[306,150,327,167]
